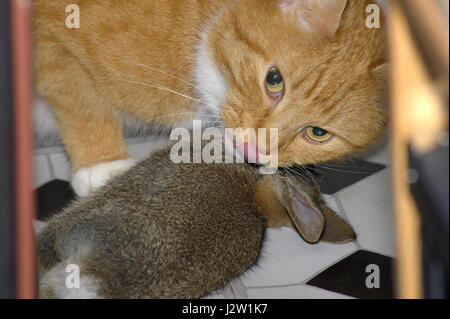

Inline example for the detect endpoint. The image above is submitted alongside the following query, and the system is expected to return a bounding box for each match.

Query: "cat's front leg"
[36,45,135,197]
[55,102,135,197]
[49,92,134,198]
[59,107,135,197]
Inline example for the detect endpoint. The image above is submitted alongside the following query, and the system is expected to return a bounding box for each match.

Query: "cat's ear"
[277,0,348,37]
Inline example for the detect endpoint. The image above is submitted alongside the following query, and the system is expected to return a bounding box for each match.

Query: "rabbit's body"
[38,141,356,299]
[38,146,265,298]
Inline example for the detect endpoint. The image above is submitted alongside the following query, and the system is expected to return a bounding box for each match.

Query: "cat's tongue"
[235,140,259,164]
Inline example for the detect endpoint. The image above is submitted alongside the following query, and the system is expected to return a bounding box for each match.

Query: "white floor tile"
[365,144,391,166]
[33,154,52,188]
[337,169,396,257]
[229,278,249,299]
[357,132,391,166]
[240,227,357,287]
[205,284,235,299]
[246,284,353,299]
[33,137,168,185]
[49,153,72,182]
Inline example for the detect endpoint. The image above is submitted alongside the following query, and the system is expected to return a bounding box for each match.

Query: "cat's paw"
[71,158,137,197]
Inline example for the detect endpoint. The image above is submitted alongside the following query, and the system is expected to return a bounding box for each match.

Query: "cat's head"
[196,0,388,167]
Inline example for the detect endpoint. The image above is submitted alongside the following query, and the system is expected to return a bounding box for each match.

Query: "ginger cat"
[33,0,388,197]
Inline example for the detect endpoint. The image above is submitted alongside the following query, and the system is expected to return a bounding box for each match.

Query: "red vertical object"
[10,0,36,299]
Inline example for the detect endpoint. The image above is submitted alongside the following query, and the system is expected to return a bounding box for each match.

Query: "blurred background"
[0,0,448,299]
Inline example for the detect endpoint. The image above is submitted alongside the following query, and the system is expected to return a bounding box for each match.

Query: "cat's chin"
[71,158,137,197]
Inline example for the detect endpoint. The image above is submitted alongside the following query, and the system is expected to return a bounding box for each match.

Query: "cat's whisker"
[284,165,321,192]
[101,65,212,106]
[300,165,328,176]
[98,76,209,107]
[313,162,358,168]
[313,164,374,175]
[119,112,221,124]
[299,166,321,189]
[125,60,201,91]
[285,168,314,190]
[187,113,224,119]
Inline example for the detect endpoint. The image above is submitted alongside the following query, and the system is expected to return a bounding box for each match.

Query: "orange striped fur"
[33,0,387,170]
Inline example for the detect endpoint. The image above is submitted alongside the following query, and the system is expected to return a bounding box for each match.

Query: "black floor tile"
[297,158,386,195]
[307,250,394,299]
[37,179,76,221]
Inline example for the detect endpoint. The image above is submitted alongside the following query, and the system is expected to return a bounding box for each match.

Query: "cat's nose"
[235,140,259,163]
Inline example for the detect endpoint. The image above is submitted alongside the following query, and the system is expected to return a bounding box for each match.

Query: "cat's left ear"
[277,0,348,37]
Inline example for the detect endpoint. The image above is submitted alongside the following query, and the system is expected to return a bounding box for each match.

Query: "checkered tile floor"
[33,135,396,299]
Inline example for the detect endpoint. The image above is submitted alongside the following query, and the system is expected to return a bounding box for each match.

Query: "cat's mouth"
[235,140,260,163]
[224,130,262,165]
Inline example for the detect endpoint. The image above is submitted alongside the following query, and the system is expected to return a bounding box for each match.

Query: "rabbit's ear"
[283,184,325,243]
[320,205,356,243]
[270,173,356,243]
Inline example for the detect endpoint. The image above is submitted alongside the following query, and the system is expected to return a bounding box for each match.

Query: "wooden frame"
[10,0,36,299]
[389,0,449,299]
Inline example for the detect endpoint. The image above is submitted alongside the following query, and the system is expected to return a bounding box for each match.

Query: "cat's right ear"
[277,0,348,37]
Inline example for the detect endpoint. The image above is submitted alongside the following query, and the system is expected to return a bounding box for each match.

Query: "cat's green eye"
[266,67,284,96]
[305,127,333,143]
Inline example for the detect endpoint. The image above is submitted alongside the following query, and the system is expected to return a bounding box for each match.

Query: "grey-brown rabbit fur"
[38,144,355,299]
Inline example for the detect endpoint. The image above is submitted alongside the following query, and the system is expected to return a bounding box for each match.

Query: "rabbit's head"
[268,172,356,244]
